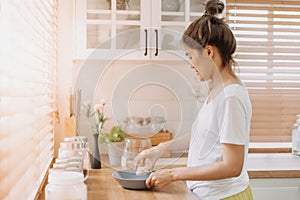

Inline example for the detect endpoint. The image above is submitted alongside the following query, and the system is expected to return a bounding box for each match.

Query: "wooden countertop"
[86,168,198,200]
[247,153,300,178]
[38,153,300,199]
[38,166,198,200]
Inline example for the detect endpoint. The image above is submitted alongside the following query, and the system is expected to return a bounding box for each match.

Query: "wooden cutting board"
[126,131,172,146]
[64,116,77,137]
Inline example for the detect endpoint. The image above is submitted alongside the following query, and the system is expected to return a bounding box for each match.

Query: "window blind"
[226,0,300,142]
[0,0,57,199]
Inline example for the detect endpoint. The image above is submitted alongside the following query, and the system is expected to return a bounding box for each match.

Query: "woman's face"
[184,46,215,81]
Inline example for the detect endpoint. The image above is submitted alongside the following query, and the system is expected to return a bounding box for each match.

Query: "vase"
[107,141,125,166]
[91,133,101,169]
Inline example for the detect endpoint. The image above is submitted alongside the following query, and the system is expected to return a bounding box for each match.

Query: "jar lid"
[55,157,83,164]
[64,136,88,143]
[59,141,73,150]
[48,171,84,185]
[72,142,86,149]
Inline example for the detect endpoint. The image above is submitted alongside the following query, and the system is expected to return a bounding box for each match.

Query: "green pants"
[223,185,254,200]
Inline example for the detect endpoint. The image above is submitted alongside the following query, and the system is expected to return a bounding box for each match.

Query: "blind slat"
[236,54,300,60]
[238,69,300,73]
[245,82,300,88]
[236,41,300,46]
[236,61,300,67]
[227,2,300,7]
[237,46,300,53]
[228,13,300,19]
[234,34,300,41]
[248,90,300,95]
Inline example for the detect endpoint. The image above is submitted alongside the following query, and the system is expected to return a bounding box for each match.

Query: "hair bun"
[205,0,224,16]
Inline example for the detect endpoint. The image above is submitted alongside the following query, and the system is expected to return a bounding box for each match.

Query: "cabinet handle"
[144,29,148,56]
[155,29,158,56]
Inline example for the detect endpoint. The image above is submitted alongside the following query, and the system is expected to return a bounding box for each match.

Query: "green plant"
[99,126,126,143]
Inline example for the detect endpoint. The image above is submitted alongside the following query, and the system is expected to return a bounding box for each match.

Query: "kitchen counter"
[38,153,300,199]
[85,168,198,200]
[247,153,300,178]
[38,166,198,200]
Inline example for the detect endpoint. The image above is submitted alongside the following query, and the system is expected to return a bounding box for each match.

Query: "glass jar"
[121,137,152,169]
[46,171,87,200]
[58,141,75,158]
[64,136,90,175]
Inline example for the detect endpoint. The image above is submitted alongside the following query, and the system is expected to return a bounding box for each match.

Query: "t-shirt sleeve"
[219,96,248,145]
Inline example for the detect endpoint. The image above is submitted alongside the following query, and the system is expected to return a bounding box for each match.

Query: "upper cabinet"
[74,0,206,60]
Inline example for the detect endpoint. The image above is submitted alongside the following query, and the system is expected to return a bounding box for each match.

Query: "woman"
[134,0,253,199]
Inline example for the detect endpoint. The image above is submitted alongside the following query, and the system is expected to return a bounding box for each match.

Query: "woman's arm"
[134,132,190,170]
[146,143,244,188]
[159,132,191,151]
[174,143,244,180]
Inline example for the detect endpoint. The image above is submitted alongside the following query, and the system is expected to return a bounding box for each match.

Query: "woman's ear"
[205,45,214,57]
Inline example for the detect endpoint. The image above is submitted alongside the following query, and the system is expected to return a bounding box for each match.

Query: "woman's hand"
[133,142,166,172]
[146,169,175,188]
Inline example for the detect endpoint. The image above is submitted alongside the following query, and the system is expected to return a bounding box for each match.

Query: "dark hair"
[182,0,237,72]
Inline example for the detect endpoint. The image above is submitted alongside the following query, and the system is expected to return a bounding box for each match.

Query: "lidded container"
[63,136,91,171]
[46,171,87,200]
[292,114,300,156]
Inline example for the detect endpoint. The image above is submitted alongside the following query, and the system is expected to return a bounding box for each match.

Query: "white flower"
[94,104,102,111]
[83,101,109,135]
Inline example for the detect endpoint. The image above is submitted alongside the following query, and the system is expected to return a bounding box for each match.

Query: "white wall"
[73,59,209,152]
[92,60,206,134]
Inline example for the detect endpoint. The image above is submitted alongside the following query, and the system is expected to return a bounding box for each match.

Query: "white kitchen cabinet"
[250,178,300,200]
[74,0,208,60]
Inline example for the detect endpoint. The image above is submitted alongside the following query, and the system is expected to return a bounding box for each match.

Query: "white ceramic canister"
[46,171,87,200]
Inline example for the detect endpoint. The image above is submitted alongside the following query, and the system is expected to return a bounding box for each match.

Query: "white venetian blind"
[0,0,57,199]
[226,0,300,142]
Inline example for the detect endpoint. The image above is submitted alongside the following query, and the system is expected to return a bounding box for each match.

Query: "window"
[0,0,57,199]
[226,0,300,142]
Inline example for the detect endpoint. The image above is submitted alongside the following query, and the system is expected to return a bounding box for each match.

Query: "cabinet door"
[250,178,300,200]
[149,0,206,60]
[74,0,151,60]
[74,0,208,60]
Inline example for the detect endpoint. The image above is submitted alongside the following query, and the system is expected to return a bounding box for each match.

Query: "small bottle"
[121,138,134,169]
[46,171,87,200]
[121,153,128,169]
[292,114,300,156]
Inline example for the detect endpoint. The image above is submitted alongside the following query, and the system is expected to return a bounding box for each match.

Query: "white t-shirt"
[187,84,252,200]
